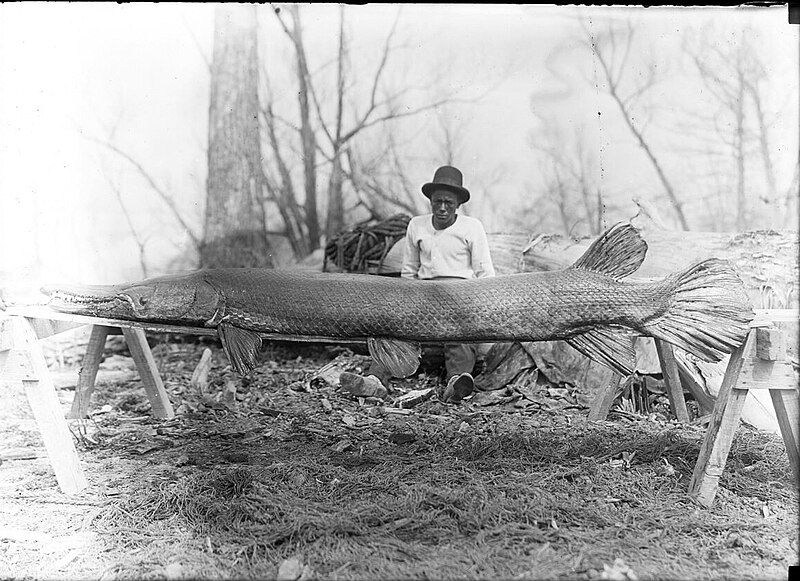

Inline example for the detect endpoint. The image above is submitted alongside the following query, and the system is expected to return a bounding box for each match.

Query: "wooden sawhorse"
[589,310,799,507]
[2,305,796,504]
[0,305,361,495]
[689,320,799,507]
[0,308,193,494]
[587,338,696,423]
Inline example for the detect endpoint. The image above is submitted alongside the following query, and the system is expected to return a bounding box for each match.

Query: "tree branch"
[87,136,202,248]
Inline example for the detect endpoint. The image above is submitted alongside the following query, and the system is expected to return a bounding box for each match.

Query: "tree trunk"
[288,5,320,252]
[202,4,274,268]
[325,9,347,240]
[325,150,345,238]
[490,209,798,311]
[263,98,309,258]
[734,70,747,230]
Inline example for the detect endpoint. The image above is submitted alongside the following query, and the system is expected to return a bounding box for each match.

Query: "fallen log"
[315,205,797,411]
[375,205,798,310]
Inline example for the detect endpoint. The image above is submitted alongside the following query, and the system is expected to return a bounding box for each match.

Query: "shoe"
[441,372,474,403]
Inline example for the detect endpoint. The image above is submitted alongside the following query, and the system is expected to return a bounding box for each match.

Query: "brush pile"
[324,214,410,273]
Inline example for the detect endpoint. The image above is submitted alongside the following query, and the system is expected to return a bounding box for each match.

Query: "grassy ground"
[0,334,797,580]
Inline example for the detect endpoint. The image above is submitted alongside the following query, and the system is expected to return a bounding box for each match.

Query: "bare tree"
[106,176,150,278]
[344,142,420,218]
[89,137,202,252]
[203,4,274,268]
[261,85,310,257]
[583,19,689,230]
[433,105,467,166]
[782,163,799,229]
[270,4,321,251]
[267,4,465,254]
[682,26,788,231]
[528,115,605,236]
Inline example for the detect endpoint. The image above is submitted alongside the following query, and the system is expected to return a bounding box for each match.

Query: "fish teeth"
[53,292,115,305]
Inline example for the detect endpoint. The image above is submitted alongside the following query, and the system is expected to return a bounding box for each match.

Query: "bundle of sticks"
[324,214,410,273]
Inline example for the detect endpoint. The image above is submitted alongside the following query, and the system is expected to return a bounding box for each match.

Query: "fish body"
[182,268,657,341]
[42,224,754,376]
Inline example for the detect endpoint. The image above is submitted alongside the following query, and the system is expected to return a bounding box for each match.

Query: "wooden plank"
[588,374,622,421]
[769,389,800,482]
[67,325,111,419]
[749,309,798,326]
[0,347,36,380]
[7,317,88,494]
[24,317,86,340]
[5,305,219,336]
[0,318,14,351]
[121,328,174,419]
[654,339,690,423]
[736,358,796,391]
[688,334,753,508]
[676,365,716,414]
[755,327,786,361]
[4,305,367,345]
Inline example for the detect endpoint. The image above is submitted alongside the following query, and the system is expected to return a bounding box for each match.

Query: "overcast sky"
[0,4,796,290]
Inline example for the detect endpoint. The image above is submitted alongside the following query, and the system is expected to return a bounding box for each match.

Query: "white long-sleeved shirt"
[401,214,495,280]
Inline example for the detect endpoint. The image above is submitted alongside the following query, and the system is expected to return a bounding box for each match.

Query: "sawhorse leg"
[588,340,693,423]
[687,339,750,507]
[654,339,690,423]
[689,327,799,507]
[67,325,174,420]
[121,327,174,419]
[0,317,88,494]
[588,374,622,421]
[771,389,800,481]
[68,325,111,419]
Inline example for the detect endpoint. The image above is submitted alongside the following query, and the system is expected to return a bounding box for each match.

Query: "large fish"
[42,224,753,377]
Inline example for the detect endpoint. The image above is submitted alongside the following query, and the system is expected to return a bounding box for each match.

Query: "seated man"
[365,165,495,403]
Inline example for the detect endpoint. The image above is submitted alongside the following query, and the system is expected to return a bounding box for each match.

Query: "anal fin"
[368,338,421,379]
[565,326,636,377]
[218,323,262,376]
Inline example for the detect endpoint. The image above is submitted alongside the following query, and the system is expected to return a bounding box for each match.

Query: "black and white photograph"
[0,3,798,579]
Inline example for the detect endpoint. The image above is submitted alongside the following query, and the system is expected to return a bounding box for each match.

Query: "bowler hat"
[421,165,470,204]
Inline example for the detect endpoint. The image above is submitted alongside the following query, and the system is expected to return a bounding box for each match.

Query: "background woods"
[0,4,796,282]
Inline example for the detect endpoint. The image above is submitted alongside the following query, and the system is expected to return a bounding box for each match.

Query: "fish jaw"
[42,275,221,325]
[42,283,140,319]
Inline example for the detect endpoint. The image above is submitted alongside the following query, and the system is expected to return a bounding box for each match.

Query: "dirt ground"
[1,331,798,580]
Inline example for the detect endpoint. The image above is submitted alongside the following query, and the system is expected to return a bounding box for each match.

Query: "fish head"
[42,273,221,325]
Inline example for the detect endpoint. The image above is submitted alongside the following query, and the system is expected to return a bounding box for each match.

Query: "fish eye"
[139,296,148,305]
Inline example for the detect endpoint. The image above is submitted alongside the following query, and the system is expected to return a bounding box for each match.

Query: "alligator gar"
[42,224,753,376]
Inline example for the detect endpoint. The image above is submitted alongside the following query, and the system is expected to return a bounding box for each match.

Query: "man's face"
[430,190,460,229]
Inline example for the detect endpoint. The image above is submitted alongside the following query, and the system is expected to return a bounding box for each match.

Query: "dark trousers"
[368,277,476,384]
[443,342,477,379]
[368,342,476,384]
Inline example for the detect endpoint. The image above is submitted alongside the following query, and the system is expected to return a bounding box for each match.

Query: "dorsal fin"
[572,223,648,279]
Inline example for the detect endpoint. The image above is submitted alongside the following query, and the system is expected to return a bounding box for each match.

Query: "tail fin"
[642,258,754,362]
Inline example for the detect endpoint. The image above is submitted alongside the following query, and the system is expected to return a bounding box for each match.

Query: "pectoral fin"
[565,326,636,376]
[368,338,421,378]
[218,323,262,376]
